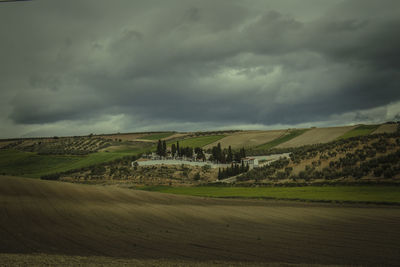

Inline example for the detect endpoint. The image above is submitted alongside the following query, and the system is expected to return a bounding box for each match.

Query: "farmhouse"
[241,157,259,169]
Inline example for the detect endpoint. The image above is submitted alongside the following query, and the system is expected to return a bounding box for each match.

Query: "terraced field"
[204,130,286,149]
[1,175,400,266]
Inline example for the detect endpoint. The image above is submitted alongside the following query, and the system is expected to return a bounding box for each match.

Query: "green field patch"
[256,129,309,150]
[0,149,146,178]
[168,135,225,148]
[138,132,174,140]
[338,125,380,139]
[140,186,400,204]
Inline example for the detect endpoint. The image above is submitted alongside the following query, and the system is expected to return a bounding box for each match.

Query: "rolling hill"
[1,175,400,266]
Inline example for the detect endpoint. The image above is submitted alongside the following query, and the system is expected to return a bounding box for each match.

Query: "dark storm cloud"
[0,0,399,137]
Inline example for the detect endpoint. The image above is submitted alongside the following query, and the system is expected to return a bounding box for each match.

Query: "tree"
[162,140,167,156]
[157,140,162,156]
[171,143,176,157]
[234,152,241,162]
[194,172,201,181]
[240,147,246,159]
[177,141,180,157]
[217,143,223,163]
[195,147,205,161]
[227,146,233,163]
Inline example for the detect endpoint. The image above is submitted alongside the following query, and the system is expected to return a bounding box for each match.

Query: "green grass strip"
[139,186,400,204]
[338,124,380,139]
[256,129,309,150]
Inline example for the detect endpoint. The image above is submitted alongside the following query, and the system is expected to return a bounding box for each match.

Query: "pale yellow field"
[276,126,357,148]
[204,130,287,149]
[1,175,399,266]
[372,123,398,134]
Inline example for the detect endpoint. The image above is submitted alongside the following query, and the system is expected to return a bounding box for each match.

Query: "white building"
[241,157,259,169]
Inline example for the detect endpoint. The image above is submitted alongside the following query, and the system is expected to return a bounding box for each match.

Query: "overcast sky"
[0,0,399,138]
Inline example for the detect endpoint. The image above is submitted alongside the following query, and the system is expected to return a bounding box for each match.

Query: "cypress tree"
[240,147,246,159]
[157,140,162,156]
[162,140,167,156]
[227,146,233,163]
[217,143,222,163]
[171,143,176,157]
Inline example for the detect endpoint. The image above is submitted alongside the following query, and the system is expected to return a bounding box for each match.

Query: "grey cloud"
[0,0,399,137]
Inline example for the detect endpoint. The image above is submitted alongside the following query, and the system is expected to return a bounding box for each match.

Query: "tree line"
[218,162,249,180]
[208,143,246,163]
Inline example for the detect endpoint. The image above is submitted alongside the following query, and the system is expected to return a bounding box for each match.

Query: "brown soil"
[1,175,400,266]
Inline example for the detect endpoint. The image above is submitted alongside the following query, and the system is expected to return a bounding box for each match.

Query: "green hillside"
[338,125,379,139]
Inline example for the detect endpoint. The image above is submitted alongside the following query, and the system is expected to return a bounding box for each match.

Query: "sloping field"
[373,123,398,134]
[276,126,357,148]
[164,133,190,141]
[99,133,147,141]
[0,149,143,178]
[144,186,400,204]
[337,124,380,139]
[204,130,286,149]
[256,129,308,150]
[1,176,400,266]
[138,132,175,141]
[168,135,225,148]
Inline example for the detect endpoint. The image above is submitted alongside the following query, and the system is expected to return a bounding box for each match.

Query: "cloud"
[0,0,399,137]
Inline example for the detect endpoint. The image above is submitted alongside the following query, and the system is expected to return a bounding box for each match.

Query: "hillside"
[1,175,400,266]
[0,123,398,181]
[240,130,400,185]
[204,130,286,149]
[275,126,356,148]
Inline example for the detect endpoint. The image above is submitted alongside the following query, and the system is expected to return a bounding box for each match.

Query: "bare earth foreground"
[1,176,400,266]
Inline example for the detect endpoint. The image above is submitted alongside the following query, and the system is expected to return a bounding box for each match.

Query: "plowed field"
[1,176,399,266]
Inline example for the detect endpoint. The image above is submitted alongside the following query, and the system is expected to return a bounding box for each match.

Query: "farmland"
[338,124,380,139]
[0,149,146,178]
[0,123,398,182]
[1,175,400,266]
[141,185,400,204]
[257,129,309,150]
[204,130,286,149]
[275,126,355,148]
[372,123,398,134]
[0,123,399,266]
[138,132,175,140]
[168,134,225,148]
